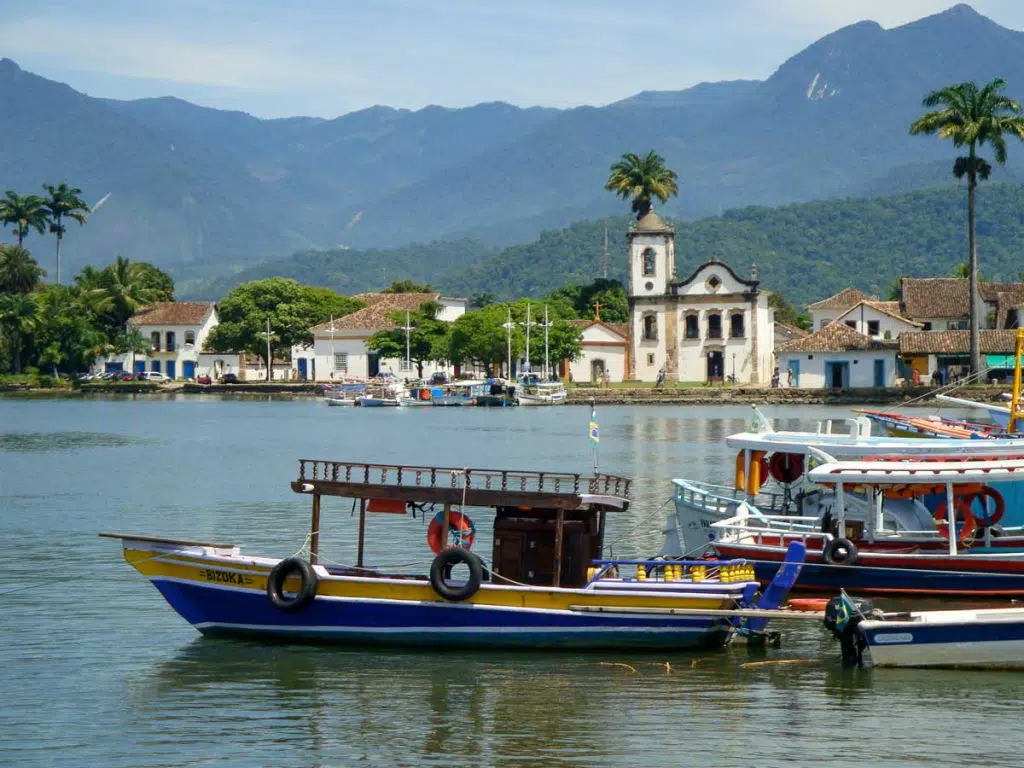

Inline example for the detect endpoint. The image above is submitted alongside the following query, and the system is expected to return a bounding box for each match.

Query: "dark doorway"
[707,351,724,382]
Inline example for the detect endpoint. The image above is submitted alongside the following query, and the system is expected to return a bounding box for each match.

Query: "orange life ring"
[787,598,830,612]
[427,510,475,554]
[969,487,1006,527]
[933,497,978,544]
[420,388,432,401]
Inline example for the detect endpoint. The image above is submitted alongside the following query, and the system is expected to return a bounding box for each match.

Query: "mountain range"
[4,3,1024,285]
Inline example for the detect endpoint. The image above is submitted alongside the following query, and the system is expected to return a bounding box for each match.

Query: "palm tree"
[42,184,89,286]
[0,293,41,373]
[604,151,679,219]
[95,255,163,327]
[0,192,49,247]
[911,78,1024,374]
[114,325,152,374]
[0,245,46,294]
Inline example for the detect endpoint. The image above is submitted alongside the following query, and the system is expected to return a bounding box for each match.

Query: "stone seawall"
[564,386,1010,406]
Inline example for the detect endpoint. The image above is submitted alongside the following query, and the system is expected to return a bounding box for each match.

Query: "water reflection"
[0,430,148,452]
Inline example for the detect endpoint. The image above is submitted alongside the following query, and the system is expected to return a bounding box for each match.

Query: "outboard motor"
[823,594,874,667]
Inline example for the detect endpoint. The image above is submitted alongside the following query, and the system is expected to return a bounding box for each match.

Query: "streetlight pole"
[540,305,553,380]
[502,307,515,378]
[521,303,536,372]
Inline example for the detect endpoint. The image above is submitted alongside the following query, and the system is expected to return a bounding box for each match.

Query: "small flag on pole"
[589,406,600,444]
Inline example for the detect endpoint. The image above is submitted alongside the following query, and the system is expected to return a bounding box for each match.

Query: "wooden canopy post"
[553,509,565,587]
[441,503,452,550]
[597,509,607,554]
[356,497,367,567]
[310,494,321,565]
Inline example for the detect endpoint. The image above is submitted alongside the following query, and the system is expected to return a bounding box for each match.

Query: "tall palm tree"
[0,292,41,373]
[604,151,679,219]
[911,78,1024,374]
[0,191,49,247]
[114,325,152,374]
[0,244,46,294]
[42,183,88,286]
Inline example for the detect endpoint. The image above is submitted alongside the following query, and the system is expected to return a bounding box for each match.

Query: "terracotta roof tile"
[835,299,921,326]
[774,321,810,344]
[778,321,895,353]
[311,293,439,333]
[131,302,216,326]
[900,278,972,319]
[898,329,1018,355]
[980,282,1024,303]
[571,319,628,339]
[805,288,870,311]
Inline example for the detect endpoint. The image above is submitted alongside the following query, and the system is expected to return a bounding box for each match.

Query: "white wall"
[101,308,218,379]
[437,297,467,323]
[628,233,673,299]
[569,324,626,383]
[835,304,918,339]
[779,350,898,388]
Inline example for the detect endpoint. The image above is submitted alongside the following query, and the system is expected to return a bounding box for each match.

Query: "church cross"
[594,301,601,321]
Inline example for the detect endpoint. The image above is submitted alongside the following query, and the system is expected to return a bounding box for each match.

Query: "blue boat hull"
[751,561,1024,597]
[153,579,734,650]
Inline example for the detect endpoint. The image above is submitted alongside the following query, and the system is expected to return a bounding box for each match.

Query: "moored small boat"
[516,373,567,406]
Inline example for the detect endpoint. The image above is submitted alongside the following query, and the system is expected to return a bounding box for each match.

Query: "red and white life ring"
[768,452,804,484]
[427,510,476,554]
[969,486,1006,527]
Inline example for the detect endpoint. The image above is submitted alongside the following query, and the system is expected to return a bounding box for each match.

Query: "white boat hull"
[517,392,568,406]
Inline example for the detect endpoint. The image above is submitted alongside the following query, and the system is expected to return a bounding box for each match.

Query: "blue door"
[166,360,176,380]
[297,358,308,380]
[183,360,195,379]
[824,361,849,389]
[873,359,885,387]
[786,359,800,387]
[151,360,161,373]
[134,360,145,374]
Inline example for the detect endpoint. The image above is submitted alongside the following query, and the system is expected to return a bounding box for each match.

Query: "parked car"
[197,374,212,385]
[120,373,135,382]
[220,373,239,384]
[140,371,169,382]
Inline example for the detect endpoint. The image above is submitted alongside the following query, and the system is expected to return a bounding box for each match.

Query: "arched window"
[707,313,722,340]
[729,312,745,339]
[642,248,656,277]
[684,313,699,339]
[643,313,658,341]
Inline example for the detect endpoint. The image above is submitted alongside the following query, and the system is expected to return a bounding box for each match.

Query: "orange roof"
[131,302,216,326]
[806,288,870,311]
[778,321,895,353]
[311,293,439,333]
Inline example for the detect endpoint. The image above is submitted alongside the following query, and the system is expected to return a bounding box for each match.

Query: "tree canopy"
[367,304,450,378]
[605,151,679,219]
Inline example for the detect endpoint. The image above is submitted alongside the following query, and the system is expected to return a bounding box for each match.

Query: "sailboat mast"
[543,305,550,380]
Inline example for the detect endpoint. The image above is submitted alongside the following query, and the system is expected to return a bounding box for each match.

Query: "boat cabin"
[291,460,632,588]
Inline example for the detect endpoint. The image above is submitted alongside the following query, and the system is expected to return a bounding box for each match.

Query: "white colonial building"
[777,322,899,389]
[294,293,467,381]
[626,211,773,383]
[567,319,628,383]
[97,301,219,379]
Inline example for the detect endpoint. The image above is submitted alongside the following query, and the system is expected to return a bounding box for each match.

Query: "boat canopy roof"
[808,455,1024,485]
[291,460,631,510]
[726,430,1024,458]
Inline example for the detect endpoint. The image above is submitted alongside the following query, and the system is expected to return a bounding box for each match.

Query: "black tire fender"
[822,537,859,566]
[266,557,319,612]
[429,548,483,602]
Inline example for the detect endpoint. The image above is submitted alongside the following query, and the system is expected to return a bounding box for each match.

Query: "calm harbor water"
[1,397,1022,767]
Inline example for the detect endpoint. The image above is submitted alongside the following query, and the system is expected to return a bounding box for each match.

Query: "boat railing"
[711,511,833,547]
[297,460,632,498]
[673,478,790,515]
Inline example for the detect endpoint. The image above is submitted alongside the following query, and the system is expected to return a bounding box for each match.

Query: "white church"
[624,211,774,384]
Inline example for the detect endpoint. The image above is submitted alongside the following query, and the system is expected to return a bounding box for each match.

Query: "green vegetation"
[42,184,89,285]
[367,302,450,378]
[547,279,628,324]
[911,77,1024,373]
[767,293,811,331]
[605,151,679,219]
[205,278,364,379]
[0,191,48,246]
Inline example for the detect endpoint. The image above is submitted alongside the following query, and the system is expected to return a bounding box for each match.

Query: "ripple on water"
[0,431,152,453]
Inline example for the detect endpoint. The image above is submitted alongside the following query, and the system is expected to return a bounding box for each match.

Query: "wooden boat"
[323,383,364,407]
[516,373,567,406]
[101,460,811,649]
[706,453,1024,597]
[431,381,485,406]
[475,380,518,407]
[824,592,1024,669]
[936,393,1012,428]
[854,408,1003,439]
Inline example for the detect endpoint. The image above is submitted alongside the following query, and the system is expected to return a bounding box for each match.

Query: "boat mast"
[503,306,514,378]
[403,310,412,376]
[330,314,335,379]
[542,305,552,380]
[522,303,535,372]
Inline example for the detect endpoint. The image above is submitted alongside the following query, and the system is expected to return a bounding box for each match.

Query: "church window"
[705,274,722,291]
[707,313,722,339]
[730,312,745,339]
[684,314,699,339]
[642,248,656,277]
[643,313,658,341]
[647,353,655,365]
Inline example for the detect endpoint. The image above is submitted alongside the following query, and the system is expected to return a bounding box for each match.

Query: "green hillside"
[186,182,1024,309]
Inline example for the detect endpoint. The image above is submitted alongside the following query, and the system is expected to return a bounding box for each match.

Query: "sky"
[3,0,1024,119]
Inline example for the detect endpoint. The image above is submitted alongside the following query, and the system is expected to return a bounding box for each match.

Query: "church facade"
[626,211,774,384]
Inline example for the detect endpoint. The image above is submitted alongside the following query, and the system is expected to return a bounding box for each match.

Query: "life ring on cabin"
[822,537,858,566]
[429,547,483,601]
[266,557,319,612]
[768,452,804,485]
[968,487,1006,527]
[932,498,978,544]
[419,388,432,401]
[427,510,476,554]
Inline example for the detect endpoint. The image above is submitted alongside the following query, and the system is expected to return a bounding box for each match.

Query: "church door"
[591,359,605,384]
[707,351,724,383]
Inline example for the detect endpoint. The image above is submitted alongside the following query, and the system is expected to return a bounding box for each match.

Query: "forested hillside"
[186,182,1024,308]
